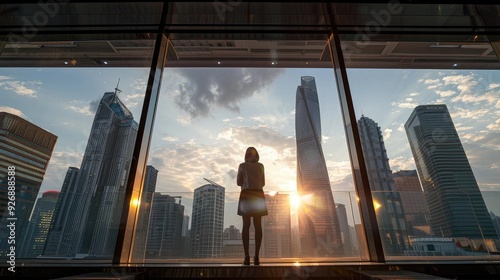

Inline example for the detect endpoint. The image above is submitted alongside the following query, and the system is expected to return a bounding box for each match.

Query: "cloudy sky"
[1,67,499,225]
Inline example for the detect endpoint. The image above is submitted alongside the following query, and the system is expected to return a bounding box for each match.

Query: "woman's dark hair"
[244,147,259,162]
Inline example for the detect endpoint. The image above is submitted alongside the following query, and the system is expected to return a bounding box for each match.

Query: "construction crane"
[203,178,224,188]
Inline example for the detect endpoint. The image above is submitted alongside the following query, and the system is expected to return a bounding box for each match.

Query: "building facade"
[133,165,158,260]
[335,203,354,256]
[0,112,57,258]
[48,91,138,257]
[43,167,79,256]
[405,105,497,240]
[295,76,343,257]
[358,115,409,255]
[145,193,184,259]
[262,193,292,258]
[190,183,225,258]
[19,190,59,258]
[392,170,432,237]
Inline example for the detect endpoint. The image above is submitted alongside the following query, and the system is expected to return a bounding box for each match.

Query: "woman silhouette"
[237,147,268,265]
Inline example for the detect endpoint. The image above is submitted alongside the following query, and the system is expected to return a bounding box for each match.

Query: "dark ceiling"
[0,2,499,68]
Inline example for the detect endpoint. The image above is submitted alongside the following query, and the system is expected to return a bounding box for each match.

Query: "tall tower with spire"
[46,85,138,257]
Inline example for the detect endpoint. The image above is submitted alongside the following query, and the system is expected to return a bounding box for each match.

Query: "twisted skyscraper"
[295,76,343,257]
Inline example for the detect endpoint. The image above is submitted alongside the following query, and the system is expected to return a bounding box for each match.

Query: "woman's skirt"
[237,189,268,217]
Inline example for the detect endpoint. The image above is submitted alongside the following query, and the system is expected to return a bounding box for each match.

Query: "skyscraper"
[295,76,343,257]
[262,193,292,258]
[0,112,57,258]
[133,165,158,260]
[405,104,498,240]
[44,167,79,256]
[358,115,409,255]
[335,203,354,256]
[392,170,432,237]
[20,191,59,258]
[51,90,138,257]
[190,183,225,258]
[145,193,184,259]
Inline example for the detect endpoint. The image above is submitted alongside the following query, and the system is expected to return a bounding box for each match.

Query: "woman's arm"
[237,163,244,187]
[260,163,265,187]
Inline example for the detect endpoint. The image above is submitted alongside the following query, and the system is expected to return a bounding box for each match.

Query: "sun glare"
[290,192,301,208]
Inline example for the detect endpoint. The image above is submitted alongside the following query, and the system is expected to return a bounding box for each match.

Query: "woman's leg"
[254,216,263,256]
[242,215,251,257]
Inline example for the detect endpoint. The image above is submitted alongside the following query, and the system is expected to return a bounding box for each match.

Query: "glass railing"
[373,190,500,261]
[10,189,500,265]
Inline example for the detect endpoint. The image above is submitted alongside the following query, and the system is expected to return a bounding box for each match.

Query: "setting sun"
[290,192,301,208]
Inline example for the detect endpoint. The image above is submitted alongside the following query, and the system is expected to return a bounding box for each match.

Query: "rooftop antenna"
[114,78,122,95]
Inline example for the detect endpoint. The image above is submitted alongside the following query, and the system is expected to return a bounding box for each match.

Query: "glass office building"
[405,105,498,241]
[295,76,343,257]
[1,1,499,279]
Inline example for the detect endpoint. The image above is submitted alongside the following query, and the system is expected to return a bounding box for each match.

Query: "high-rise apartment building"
[405,105,497,240]
[392,170,432,237]
[19,191,59,258]
[190,183,225,258]
[262,193,292,258]
[295,76,343,257]
[145,193,184,259]
[133,165,158,260]
[48,90,138,257]
[0,112,57,258]
[358,115,409,255]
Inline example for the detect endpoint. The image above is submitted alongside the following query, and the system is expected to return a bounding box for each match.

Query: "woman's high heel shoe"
[243,255,250,265]
[253,255,260,265]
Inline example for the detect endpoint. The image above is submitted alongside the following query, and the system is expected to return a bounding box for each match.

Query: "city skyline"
[1,68,499,222]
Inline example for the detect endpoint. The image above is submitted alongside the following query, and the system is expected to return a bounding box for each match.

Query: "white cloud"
[389,156,416,171]
[149,125,297,193]
[450,107,489,120]
[64,100,94,115]
[422,79,440,84]
[486,119,500,131]
[455,125,474,131]
[435,90,457,97]
[395,102,418,109]
[451,91,498,104]
[409,92,420,97]
[442,74,478,94]
[397,123,405,132]
[162,136,179,142]
[0,77,39,97]
[383,128,392,141]
[487,83,500,90]
[0,106,27,118]
[130,78,147,92]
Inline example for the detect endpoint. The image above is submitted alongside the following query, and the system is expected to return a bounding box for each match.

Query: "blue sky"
[1,67,499,221]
